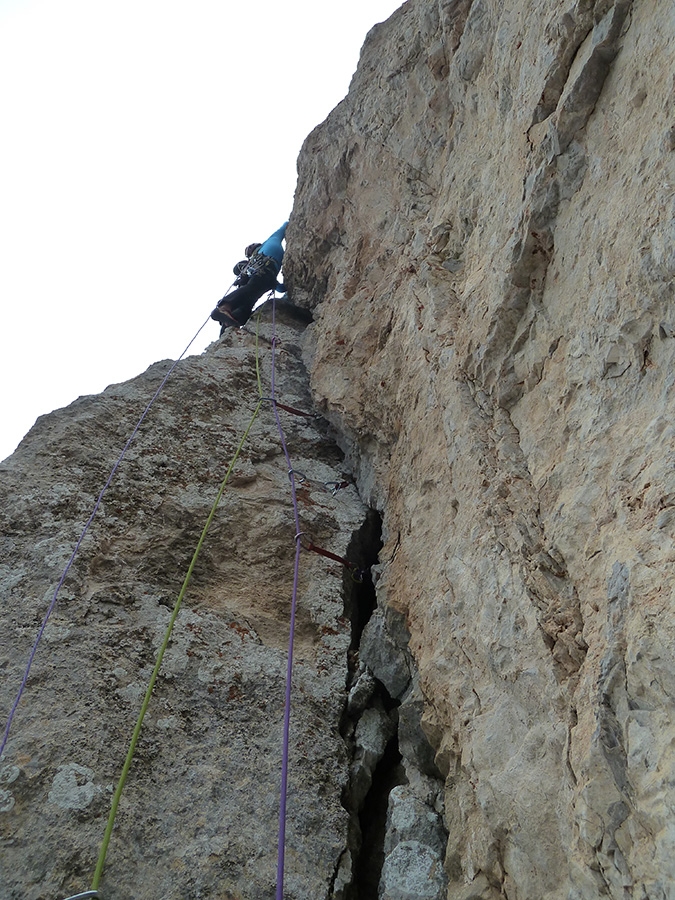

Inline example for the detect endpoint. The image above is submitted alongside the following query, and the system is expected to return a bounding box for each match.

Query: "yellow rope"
[91,316,264,891]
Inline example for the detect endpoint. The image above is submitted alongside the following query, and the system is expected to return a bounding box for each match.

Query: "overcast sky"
[0,0,402,462]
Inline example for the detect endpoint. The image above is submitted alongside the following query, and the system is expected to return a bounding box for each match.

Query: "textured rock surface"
[0,308,372,899]
[4,1,675,899]
[285,0,675,897]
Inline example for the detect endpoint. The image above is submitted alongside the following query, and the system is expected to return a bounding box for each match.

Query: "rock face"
[0,309,380,899]
[3,2,675,899]
[284,0,675,897]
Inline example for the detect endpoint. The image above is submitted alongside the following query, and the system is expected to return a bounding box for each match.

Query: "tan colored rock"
[286,0,675,896]
[4,1,675,897]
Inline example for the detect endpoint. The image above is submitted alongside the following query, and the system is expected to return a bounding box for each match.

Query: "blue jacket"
[258,222,288,267]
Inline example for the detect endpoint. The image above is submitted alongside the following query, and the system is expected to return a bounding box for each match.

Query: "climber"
[211,221,288,333]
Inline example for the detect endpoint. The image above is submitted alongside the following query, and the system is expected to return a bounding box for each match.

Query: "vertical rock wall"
[3,2,675,899]
[285,0,675,897]
[0,309,375,899]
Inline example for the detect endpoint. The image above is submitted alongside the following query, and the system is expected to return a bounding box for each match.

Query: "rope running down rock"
[0,316,212,760]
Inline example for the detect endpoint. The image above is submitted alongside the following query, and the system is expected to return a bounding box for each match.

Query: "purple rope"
[270,296,303,900]
[0,317,211,759]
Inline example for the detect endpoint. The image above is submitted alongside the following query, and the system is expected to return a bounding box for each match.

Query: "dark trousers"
[213,269,278,325]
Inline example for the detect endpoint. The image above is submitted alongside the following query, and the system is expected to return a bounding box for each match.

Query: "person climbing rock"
[211,221,288,333]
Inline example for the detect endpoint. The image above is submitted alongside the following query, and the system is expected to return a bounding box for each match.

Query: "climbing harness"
[245,252,280,280]
[0,315,212,760]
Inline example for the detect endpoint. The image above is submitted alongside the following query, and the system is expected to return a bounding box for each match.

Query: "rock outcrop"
[3,1,675,899]
[285,0,675,897]
[0,310,383,899]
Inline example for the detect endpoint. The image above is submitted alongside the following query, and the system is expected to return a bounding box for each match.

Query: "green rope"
[91,317,265,891]
[254,311,264,398]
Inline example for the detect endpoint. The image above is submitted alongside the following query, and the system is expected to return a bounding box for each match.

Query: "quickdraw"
[275,401,320,419]
[62,892,101,899]
[298,535,366,582]
[261,396,320,419]
[289,469,351,496]
[246,252,280,280]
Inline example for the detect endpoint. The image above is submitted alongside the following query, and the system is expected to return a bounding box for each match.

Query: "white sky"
[0,0,402,462]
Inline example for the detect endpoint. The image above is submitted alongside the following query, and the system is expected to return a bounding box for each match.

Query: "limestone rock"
[380,840,447,900]
[349,704,397,811]
[285,0,675,896]
[384,785,446,859]
[4,0,675,898]
[360,606,412,700]
[347,662,378,716]
[0,309,369,900]
[381,781,448,900]
[397,676,443,781]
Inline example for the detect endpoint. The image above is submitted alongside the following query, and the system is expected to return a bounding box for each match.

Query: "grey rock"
[7,1,675,898]
[398,679,443,779]
[360,609,412,700]
[286,0,675,895]
[347,663,378,715]
[0,311,368,900]
[384,785,447,858]
[349,705,396,810]
[380,840,447,900]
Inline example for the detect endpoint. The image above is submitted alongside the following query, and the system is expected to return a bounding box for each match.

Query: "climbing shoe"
[212,303,243,329]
